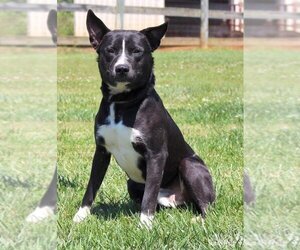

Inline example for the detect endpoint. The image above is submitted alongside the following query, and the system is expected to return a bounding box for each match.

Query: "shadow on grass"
[91,200,200,222]
[91,201,140,220]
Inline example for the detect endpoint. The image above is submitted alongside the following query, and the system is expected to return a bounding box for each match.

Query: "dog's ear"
[140,22,168,51]
[47,9,57,43]
[86,9,110,50]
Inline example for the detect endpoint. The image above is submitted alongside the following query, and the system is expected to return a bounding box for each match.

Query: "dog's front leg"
[73,145,111,222]
[140,152,167,229]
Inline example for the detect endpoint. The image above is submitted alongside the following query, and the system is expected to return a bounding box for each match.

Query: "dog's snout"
[115,64,129,75]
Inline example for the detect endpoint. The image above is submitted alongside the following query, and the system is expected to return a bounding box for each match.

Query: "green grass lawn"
[0,47,56,249]
[1,45,297,249]
[244,49,300,249]
[57,47,243,249]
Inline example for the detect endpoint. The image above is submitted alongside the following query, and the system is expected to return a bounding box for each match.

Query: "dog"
[73,9,215,228]
[26,9,57,223]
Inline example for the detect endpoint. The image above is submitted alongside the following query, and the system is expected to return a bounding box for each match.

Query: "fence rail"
[58,4,300,20]
[0,3,56,11]
[0,2,299,47]
[1,2,299,20]
[58,3,244,19]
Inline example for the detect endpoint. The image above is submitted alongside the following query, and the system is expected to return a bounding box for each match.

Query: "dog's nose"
[115,64,129,75]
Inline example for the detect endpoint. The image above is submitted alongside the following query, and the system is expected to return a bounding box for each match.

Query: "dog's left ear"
[86,9,110,50]
[47,9,57,43]
[141,22,168,51]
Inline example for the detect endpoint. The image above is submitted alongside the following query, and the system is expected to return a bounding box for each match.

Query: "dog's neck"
[101,73,155,106]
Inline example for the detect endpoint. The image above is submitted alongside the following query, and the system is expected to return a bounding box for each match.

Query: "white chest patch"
[96,103,145,183]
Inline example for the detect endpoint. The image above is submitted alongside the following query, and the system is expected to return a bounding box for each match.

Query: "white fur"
[157,189,177,208]
[108,82,130,95]
[73,206,90,223]
[110,39,130,95]
[139,213,154,229]
[97,103,145,183]
[191,216,205,227]
[114,39,127,68]
[26,206,54,223]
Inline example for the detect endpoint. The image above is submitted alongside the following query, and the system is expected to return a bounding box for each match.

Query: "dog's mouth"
[103,69,145,95]
[107,81,130,95]
[114,74,129,82]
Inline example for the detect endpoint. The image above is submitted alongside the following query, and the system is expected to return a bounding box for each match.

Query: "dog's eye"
[132,48,143,54]
[106,48,115,54]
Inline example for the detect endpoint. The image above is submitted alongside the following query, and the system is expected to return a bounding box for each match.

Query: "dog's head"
[86,9,168,95]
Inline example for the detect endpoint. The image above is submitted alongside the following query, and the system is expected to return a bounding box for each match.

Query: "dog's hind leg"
[179,155,215,218]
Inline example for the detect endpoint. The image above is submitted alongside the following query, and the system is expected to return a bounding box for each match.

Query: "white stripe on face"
[114,39,127,67]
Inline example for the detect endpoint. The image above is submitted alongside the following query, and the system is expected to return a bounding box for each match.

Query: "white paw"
[157,189,177,208]
[157,196,176,208]
[73,206,90,223]
[139,213,154,230]
[191,216,205,226]
[26,206,55,223]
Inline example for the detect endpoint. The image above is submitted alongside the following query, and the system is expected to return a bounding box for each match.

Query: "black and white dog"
[73,10,215,228]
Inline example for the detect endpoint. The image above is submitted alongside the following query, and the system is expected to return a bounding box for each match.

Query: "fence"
[58,0,244,47]
[0,1,300,47]
[73,0,165,37]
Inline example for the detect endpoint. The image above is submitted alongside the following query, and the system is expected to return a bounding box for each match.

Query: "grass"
[58,47,243,249]
[0,47,56,249]
[0,44,297,249]
[0,12,26,36]
[244,49,300,249]
[58,12,74,37]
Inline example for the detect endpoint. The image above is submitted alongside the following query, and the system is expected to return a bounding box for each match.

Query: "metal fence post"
[201,0,208,48]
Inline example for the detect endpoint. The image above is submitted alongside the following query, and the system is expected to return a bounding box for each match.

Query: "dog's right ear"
[86,9,110,50]
[140,22,168,51]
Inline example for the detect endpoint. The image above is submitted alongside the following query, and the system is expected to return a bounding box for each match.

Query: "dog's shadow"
[91,200,140,220]
[91,200,198,221]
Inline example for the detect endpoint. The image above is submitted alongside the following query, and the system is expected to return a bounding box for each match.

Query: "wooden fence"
[0,1,299,47]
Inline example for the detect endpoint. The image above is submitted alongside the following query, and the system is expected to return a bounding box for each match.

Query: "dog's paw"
[26,206,54,223]
[73,206,90,223]
[157,196,176,208]
[191,216,205,226]
[139,213,154,230]
[191,215,204,223]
